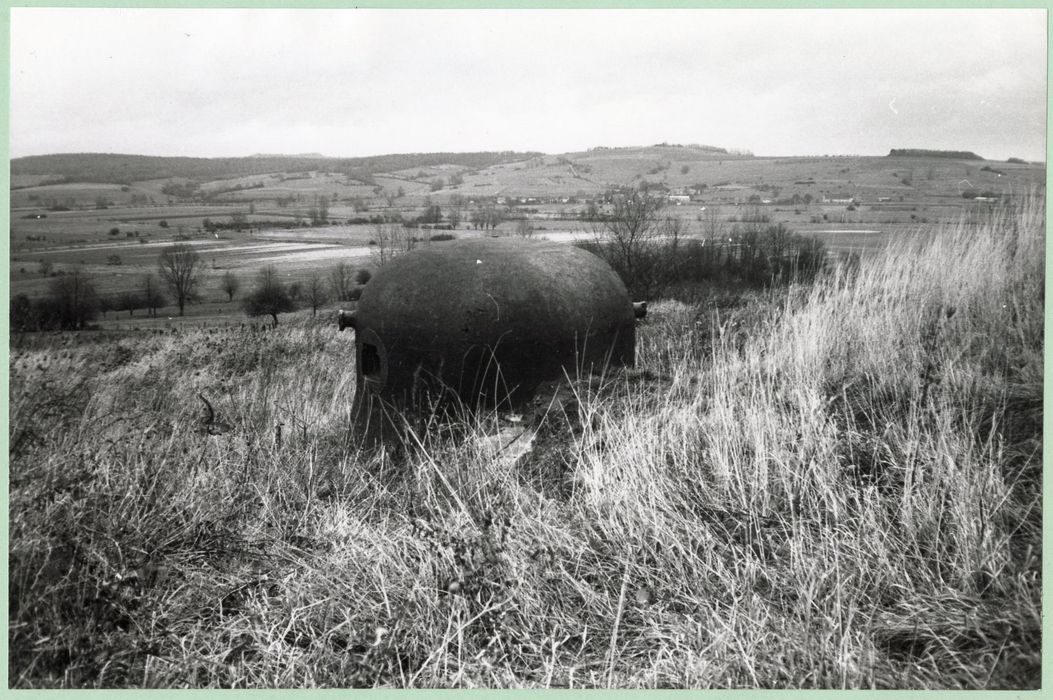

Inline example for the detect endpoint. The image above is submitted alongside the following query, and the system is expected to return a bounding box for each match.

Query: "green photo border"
[0,1,1048,697]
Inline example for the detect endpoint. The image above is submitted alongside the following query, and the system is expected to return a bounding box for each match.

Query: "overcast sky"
[9,8,1048,161]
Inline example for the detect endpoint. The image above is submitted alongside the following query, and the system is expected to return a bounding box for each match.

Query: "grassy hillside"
[8,196,1042,688]
[10,151,543,187]
[14,147,1041,203]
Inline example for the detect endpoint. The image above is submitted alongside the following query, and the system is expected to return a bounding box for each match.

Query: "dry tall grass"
[8,198,1042,688]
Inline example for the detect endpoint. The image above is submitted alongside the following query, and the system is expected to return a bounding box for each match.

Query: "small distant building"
[668,194,691,205]
[822,193,855,204]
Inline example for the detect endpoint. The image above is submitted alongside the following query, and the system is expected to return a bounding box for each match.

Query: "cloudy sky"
[10,8,1048,161]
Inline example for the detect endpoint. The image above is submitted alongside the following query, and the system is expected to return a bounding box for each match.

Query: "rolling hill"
[9,151,544,187]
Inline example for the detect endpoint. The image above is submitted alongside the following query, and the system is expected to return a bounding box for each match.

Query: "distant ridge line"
[249,152,327,159]
[888,148,983,160]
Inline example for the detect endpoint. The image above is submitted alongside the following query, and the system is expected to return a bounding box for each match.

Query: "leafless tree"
[702,206,725,241]
[158,243,201,316]
[117,292,142,317]
[591,189,668,298]
[220,270,240,302]
[659,215,685,282]
[304,273,328,316]
[371,222,416,267]
[470,204,504,231]
[47,270,99,330]
[141,273,166,316]
[243,265,296,328]
[328,262,356,301]
[514,218,534,238]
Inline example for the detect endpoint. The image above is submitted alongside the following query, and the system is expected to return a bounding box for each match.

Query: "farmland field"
[10,148,1043,327]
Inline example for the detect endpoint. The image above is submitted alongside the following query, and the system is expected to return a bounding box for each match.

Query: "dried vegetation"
[8,198,1043,688]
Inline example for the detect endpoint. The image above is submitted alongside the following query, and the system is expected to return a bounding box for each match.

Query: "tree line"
[10,193,829,331]
[9,244,382,332]
[576,189,829,300]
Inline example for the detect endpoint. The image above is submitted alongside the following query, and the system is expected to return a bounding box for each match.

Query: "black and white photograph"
[7,6,1046,689]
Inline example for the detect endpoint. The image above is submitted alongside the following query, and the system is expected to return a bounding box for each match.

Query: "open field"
[11,235,376,304]
[12,147,1043,328]
[10,219,940,325]
[8,195,1042,688]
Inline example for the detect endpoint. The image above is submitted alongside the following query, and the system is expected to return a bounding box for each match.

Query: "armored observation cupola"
[350,237,635,444]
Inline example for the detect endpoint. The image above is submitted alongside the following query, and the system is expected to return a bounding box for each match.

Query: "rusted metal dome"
[351,237,635,443]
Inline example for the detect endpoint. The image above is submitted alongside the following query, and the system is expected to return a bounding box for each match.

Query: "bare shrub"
[243,265,297,327]
[329,262,356,302]
[220,270,240,302]
[157,243,201,316]
[304,273,328,316]
[371,222,417,267]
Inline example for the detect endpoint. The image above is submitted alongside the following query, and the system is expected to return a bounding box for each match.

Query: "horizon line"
[11,147,1044,163]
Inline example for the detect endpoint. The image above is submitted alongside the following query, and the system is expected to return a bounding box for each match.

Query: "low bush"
[578,222,828,299]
